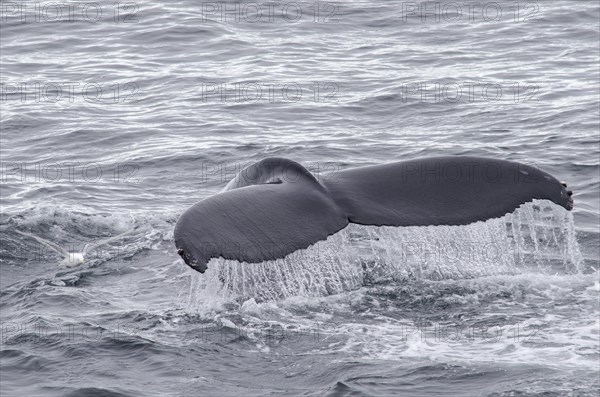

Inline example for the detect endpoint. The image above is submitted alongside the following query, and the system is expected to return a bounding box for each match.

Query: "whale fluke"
[174,156,573,273]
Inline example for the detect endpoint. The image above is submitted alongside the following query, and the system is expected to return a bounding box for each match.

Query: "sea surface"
[1,0,599,396]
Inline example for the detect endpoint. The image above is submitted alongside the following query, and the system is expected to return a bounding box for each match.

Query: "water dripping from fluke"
[186,200,583,306]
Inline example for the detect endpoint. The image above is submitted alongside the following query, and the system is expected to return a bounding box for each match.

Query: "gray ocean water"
[1,1,599,396]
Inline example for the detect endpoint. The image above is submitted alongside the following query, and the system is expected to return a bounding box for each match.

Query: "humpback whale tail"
[174,157,573,273]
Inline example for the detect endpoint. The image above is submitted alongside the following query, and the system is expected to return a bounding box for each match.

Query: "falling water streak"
[564,211,584,269]
[186,201,583,308]
[505,200,583,273]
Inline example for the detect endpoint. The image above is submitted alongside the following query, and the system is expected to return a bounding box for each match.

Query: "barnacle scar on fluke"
[174,156,573,273]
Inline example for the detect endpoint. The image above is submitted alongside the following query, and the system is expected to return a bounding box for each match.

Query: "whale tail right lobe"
[323,156,573,227]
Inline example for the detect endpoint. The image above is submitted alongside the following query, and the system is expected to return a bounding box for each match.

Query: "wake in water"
[5,209,148,270]
[14,227,138,267]
[188,200,584,304]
